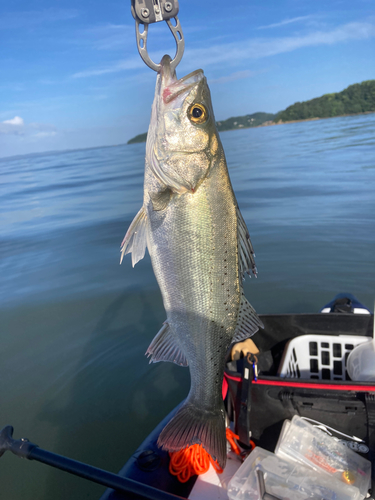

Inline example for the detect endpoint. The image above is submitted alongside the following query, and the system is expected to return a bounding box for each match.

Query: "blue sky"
[0,0,374,158]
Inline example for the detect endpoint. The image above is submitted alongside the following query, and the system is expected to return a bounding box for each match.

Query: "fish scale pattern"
[122,57,262,467]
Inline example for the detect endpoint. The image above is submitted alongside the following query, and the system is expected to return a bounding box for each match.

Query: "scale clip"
[131,0,179,24]
[131,0,184,73]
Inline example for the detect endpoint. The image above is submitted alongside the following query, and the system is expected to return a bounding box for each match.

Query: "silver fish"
[121,55,263,468]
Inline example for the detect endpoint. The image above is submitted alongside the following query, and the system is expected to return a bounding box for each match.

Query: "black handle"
[0,426,183,500]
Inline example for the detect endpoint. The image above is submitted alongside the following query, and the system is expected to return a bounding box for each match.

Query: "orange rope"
[169,444,223,483]
[168,430,256,483]
[225,428,242,456]
[226,428,256,455]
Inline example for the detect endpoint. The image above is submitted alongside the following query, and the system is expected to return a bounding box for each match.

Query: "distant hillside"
[276,80,375,122]
[127,80,375,144]
[127,132,147,144]
[127,112,276,144]
[216,112,275,131]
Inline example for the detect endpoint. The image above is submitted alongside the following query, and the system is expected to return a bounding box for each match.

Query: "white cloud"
[81,24,133,51]
[32,131,57,138]
[71,57,144,78]
[0,116,25,135]
[3,116,24,126]
[182,21,375,69]
[210,69,270,84]
[0,8,79,30]
[70,20,375,79]
[64,23,134,52]
[0,118,57,139]
[257,16,313,30]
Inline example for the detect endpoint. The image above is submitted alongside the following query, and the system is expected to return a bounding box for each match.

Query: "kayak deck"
[100,310,374,499]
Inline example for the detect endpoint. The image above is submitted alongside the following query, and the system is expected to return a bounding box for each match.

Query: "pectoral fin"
[150,188,172,211]
[237,206,257,277]
[120,206,148,267]
[232,296,264,343]
[146,322,188,366]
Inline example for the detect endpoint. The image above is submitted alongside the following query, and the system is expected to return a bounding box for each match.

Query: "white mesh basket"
[278,334,371,380]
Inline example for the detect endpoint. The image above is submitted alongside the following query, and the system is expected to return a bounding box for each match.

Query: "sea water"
[0,113,374,499]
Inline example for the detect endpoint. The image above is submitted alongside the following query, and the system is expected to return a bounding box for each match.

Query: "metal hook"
[135,17,184,73]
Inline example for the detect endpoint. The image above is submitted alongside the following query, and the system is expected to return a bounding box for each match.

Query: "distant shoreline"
[127,79,375,143]
[1,111,374,161]
[242,110,375,131]
[126,110,375,145]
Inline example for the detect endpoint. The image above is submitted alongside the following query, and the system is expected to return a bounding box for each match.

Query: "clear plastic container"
[347,339,375,381]
[275,416,371,498]
[227,446,362,500]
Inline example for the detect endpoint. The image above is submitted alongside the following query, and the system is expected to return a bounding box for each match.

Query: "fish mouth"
[159,55,204,104]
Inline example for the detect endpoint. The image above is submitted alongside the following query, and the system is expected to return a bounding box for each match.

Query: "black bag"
[224,312,375,495]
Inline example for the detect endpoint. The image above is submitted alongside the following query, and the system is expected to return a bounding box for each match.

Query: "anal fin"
[146,322,188,366]
[120,206,148,267]
[232,296,264,343]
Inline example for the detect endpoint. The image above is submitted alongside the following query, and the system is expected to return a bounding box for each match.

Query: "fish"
[120,55,263,468]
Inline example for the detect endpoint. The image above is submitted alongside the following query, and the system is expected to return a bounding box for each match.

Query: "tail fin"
[157,401,227,468]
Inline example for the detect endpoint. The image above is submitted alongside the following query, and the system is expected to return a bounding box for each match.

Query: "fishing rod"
[0,425,184,500]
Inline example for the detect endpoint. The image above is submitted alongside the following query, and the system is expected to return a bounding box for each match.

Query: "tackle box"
[227,446,364,500]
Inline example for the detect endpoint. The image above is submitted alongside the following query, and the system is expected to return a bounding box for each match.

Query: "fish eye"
[188,103,208,124]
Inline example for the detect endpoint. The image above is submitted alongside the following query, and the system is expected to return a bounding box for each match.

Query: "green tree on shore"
[276,80,375,122]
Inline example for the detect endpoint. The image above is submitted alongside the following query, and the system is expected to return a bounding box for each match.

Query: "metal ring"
[135,17,184,73]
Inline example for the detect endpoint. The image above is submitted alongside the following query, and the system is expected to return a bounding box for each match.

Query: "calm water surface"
[1,114,375,499]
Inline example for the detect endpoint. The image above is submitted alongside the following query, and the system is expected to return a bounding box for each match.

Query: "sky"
[0,0,374,158]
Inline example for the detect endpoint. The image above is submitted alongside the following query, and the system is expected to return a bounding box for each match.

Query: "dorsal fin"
[237,206,257,278]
